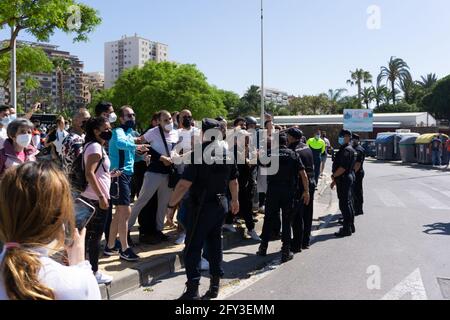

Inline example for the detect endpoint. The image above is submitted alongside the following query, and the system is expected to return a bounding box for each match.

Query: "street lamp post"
[10,24,17,110]
[260,0,265,130]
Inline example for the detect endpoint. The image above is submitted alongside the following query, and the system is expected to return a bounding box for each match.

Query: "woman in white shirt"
[0,161,100,300]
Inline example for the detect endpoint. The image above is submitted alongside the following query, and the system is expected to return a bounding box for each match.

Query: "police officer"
[257,134,310,262]
[287,128,316,251]
[166,119,239,300]
[331,129,356,237]
[352,133,366,216]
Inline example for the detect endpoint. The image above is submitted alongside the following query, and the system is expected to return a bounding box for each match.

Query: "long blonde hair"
[0,161,75,300]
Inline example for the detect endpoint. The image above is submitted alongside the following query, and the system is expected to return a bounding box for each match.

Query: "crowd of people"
[0,101,362,300]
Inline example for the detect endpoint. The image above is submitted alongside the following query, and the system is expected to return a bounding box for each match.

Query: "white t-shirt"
[0,127,7,150]
[0,248,100,300]
[143,127,179,156]
[177,127,201,153]
[81,142,111,201]
[54,130,68,155]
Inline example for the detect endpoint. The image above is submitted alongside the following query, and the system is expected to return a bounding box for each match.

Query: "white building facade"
[104,34,169,89]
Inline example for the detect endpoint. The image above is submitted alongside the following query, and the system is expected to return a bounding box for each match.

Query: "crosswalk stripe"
[374,188,406,208]
[417,182,450,199]
[408,190,450,210]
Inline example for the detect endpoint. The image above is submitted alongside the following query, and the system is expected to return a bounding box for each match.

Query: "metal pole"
[260,0,265,129]
[10,24,17,110]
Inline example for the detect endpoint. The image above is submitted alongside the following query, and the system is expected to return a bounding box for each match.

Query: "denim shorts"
[111,173,132,206]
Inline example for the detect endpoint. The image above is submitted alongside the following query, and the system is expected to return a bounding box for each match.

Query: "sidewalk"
[98,172,335,300]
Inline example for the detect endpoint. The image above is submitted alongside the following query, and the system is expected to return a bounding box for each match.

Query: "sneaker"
[259,206,265,213]
[223,224,237,233]
[175,232,186,245]
[104,246,119,256]
[119,248,140,262]
[156,231,170,242]
[95,272,113,284]
[200,257,210,271]
[247,229,261,241]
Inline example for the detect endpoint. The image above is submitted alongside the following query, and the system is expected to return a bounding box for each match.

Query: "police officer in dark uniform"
[351,133,366,216]
[331,129,356,238]
[166,119,239,300]
[286,128,317,251]
[257,134,310,262]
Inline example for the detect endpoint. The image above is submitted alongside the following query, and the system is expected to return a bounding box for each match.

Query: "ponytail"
[2,247,55,300]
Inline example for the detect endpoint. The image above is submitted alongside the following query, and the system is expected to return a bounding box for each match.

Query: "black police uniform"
[182,140,238,288]
[332,142,356,235]
[290,141,316,250]
[353,142,366,216]
[259,142,305,257]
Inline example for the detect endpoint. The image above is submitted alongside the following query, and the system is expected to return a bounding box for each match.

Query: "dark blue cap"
[202,118,220,131]
[286,127,303,140]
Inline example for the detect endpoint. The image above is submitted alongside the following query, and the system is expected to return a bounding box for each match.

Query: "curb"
[101,178,333,300]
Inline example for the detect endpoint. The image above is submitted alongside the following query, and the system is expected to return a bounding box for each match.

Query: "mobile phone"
[74,198,96,231]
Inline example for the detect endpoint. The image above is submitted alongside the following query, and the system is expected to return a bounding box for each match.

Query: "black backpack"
[69,142,105,193]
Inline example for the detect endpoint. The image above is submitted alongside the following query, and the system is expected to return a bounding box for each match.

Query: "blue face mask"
[338,137,345,145]
[9,114,17,122]
[1,116,10,127]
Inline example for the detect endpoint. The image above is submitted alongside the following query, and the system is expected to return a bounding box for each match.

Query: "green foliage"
[374,102,419,113]
[216,89,241,119]
[109,61,227,123]
[419,75,450,120]
[289,94,330,115]
[347,69,372,102]
[0,0,101,55]
[378,56,411,105]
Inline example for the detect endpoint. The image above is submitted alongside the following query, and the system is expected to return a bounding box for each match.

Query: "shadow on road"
[423,223,450,236]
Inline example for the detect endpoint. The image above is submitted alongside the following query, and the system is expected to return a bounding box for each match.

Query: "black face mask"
[122,120,136,130]
[182,117,192,129]
[100,130,113,141]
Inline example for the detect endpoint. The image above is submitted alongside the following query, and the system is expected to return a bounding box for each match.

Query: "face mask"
[100,130,113,141]
[164,122,174,132]
[182,118,192,129]
[1,116,10,127]
[16,134,32,148]
[124,120,136,130]
[338,137,345,146]
[315,135,321,140]
[108,113,118,123]
[9,114,17,122]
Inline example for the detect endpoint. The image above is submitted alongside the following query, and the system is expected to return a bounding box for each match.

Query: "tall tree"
[372,84,390,108]
[0,45,53,104]
[347,69,372,102]
[378,56,411,105]
[326,88,347,114]
[360,87,375,109]
[20,75,40,111]
[0,0,101,55]
[416,73,438,90]
[52,57,73,112]
[420,75,450,120]
[399,73,416,104]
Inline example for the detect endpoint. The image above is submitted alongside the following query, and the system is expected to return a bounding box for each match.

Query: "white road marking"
[382,269,428,300]
[408,190,450,210]
[374,188,406,208]
[418,182,450,199]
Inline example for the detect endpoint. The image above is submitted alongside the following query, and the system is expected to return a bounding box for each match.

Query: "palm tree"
[52,57,73,112]
[347,69,372,102]
[360,87,375,109]
[416,73,438,90]
[378,56,411,105]
[372,85,390,108]
[326,88,347,114]
[399,73,416,104]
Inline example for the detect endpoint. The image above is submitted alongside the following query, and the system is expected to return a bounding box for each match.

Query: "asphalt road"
[228,160,450,300]
[117,161,450,300]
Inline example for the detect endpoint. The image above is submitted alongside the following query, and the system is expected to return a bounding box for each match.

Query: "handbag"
[159,126,180,189]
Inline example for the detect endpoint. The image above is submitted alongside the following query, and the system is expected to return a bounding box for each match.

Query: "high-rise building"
[83,72,104,104]
[0,40,86,112]
[104,34,169,89]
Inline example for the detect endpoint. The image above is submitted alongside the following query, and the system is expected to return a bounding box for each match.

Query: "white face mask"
[1,116,10,127]
[16,134,32,148]
[9,114,17,122]
[164,122,174,132]
[109,113,118,123]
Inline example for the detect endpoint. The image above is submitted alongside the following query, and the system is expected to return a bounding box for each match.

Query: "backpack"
[69,142,105,193]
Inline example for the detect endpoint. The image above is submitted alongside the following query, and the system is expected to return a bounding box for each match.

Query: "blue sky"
[2,0,450,96]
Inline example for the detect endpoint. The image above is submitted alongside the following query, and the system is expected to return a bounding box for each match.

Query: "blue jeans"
[432,150,442,166]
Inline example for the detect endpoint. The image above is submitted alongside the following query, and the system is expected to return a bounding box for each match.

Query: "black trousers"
[138,193,158,236]
[131,161,147,201]
[336,174,355,232]
[353,172,365,215]
[260,184,294,249]
[238,179,255,231]
[292,186,316,249]
[184,201,226,284]
[83,197,108,273]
